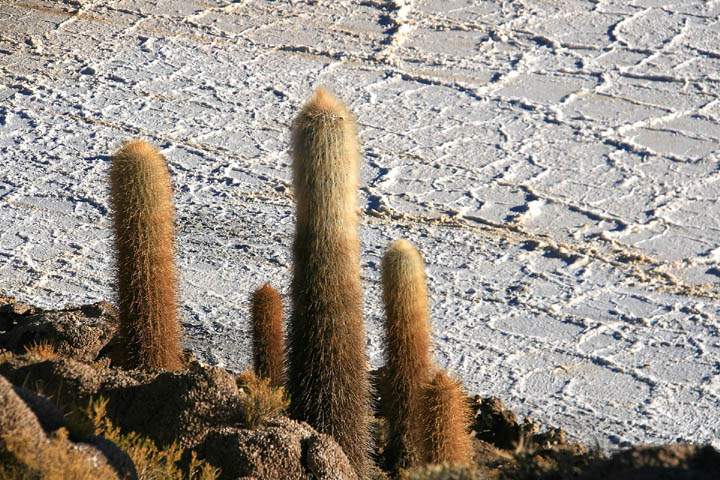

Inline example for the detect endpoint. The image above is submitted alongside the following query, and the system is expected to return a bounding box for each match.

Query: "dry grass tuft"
[0,350,13,364]
[85,397,219,480]
[236,370,289,429]
[1,426,119,480]
[23,341,59,361]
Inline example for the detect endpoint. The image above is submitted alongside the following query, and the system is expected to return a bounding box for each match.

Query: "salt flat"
[0,0,718,449]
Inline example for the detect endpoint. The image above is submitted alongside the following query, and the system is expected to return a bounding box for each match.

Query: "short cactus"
[250,283,286,387]
[420,370,474,465]
[382,239,433,470]
[287,88,372,477]
[109,139,182,371]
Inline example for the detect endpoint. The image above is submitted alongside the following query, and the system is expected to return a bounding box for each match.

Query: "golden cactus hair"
[382,239,433,470]
[287,88,372,477]
[109,139,182,371]
[250,283,286,387]
[420,370,474,465]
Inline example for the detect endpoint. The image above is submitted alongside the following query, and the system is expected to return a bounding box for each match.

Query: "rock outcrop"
[196,417,357,479]
[0,374,125,480]
[1,300,118,362]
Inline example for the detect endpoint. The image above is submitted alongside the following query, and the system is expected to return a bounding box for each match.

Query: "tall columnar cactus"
[109,139,182,371]
[382,239,433,470]
[420,370,474,465]
[287,88,371,477]
[251,283,286,387]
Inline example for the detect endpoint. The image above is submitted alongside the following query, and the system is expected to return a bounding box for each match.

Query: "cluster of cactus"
[382,240,473,470]
[107,88,473,478]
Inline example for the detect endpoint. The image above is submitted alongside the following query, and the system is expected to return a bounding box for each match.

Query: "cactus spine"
[287,88,371,476]
[109,139,182,371]
[382,239,433,470]
[420,370,474,465]
[250,283,286,387]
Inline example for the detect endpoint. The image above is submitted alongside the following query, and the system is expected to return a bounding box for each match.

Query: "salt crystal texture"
[0,0,718,450]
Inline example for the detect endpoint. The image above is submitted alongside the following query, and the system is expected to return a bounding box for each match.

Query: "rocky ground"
[1,296,718,479]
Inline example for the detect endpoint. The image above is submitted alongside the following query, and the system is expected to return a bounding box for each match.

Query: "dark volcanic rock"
[582,444,720,480]
[107,361,244,448]
[11,383,67,433]
[0,295,38,333]
[0,301,119,361]
[472,396,574,453]
[472,396,525,450]
[0,374,47,443]
[0,355,242,449]
[195,417,357,480]
[0,374,127,479]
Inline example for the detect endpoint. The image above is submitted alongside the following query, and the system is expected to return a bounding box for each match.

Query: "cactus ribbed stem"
[251,283,286,387]
[420,370,474,465]
[382,239,433,470]
[109,139,182,371]
[287,88,371,477]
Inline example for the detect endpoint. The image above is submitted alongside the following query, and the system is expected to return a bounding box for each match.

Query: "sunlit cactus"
[251,283,286,387]
[420,370,474,465]
[382,239,433,470]
[109,139,182,371]
[287,88,372,477]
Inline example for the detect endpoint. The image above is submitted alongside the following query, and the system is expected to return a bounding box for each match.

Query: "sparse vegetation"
[0,427,119,480]
[85,397,219,480]
[23,341,59,361]
[236,370,289,429]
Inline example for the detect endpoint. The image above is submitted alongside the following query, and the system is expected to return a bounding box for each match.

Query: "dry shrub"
[23,341,59,361]
[0,350,13,364]
[400,463,490,480]
[1,427,118,480]
[236,370,289,429]
[85,397,219,480]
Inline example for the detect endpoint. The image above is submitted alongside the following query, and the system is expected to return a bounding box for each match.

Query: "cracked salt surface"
[0,0,718,450]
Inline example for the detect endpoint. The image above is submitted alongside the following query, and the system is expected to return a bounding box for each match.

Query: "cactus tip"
[388,239,417,255]
[384,239,424,273]
[307,87,344,114]
[116,138,158,158]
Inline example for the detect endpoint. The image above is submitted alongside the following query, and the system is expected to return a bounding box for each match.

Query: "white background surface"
[1,0,719,449]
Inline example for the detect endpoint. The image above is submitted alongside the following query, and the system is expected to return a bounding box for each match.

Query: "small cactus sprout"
[109,139,182,371]
[420,370,474,465]
[382,239,433,470]
[287,88,372,477]
[250,283,286,387]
